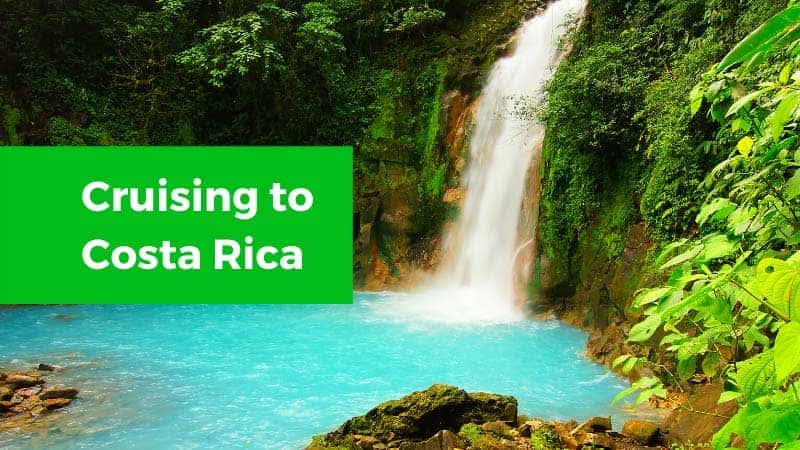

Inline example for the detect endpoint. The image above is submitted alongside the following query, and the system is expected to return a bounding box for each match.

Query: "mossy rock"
[317,384,517,447]
[529,423,561,450]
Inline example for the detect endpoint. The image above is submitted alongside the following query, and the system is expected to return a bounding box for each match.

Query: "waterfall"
[377,0,586,324]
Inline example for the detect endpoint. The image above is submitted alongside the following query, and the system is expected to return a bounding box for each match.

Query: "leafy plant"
[617,5,800,448]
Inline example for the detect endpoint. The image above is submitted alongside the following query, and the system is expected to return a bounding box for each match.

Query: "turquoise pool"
[0,293,629,449]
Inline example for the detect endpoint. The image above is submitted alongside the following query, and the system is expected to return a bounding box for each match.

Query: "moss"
[307,435,358,450]
[529,423,561,450]
[458,422,483,443]
[3,107,21,145]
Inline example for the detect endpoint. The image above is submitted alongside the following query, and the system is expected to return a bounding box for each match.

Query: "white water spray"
[376,0,586,324]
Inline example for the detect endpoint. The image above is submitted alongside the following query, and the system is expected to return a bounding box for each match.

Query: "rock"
[39,386,79,400]
[553,421,580,449]
[571,416,612,435]
[0,385,13,401]
[622,420,662,445]
[332,385,518,442]
[480,420,511,437]
[529,422,562,450]
[0,400,16,411]
[36,363,59,372]
[15,386,42,398]
[398,430,465,450]
[354,434,380,449]
[4,373,44,388]
[43,398,72,410]
[580,432,614,449]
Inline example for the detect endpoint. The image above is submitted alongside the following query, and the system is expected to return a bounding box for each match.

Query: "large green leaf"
[697,198,737,225]
[733,350,777,402]
[757,256,800,320]
[771,91,800,141]
[714,401,800,450]
[726,89,769,117]
[718,6,800,72]
[678,354,698,380]
[775,321,800,384]
[628,313,663,343]
[784,169,800,201]
[701,234,737,260]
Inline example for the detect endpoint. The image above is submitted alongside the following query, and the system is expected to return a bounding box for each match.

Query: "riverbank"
[307,385,667,450]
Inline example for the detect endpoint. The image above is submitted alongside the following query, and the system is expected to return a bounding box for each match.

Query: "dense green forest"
[0,0,543,247]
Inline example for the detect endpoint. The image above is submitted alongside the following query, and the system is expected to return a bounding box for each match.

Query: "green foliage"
[529,424,561,450]
[538,0,785,303]
[458,422,483,443]
[3,106,21,145]
[176,2,295,87]
[1,0,535,245]
[618,7,800,447]
[385,6,445,35]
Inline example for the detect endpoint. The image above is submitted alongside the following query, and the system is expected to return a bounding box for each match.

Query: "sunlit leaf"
[774,321,800,384]
[733,350,777,401]
[697,198,737,225]
[771,91,800,140]
[628,313,663,343]
[756,257,800,320]
[717,6,800,72]
[737,136,754,156]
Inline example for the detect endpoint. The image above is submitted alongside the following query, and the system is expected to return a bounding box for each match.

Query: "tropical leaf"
[775,321,800,384]
[756,257,800,320]
[717,6,800,72]
[784,169,800,201]
[697,198,737,225]
[733,350,777,402]
[700,234,737,260]
[771,91,800,140]
[628,313,663,343]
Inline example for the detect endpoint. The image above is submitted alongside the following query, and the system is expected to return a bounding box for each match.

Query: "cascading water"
[377,0,586,324]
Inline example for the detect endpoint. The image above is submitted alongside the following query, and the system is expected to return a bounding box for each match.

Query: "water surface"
[0,293,628,449]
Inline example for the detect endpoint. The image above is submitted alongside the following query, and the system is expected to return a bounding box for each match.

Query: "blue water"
[0,293,629,449]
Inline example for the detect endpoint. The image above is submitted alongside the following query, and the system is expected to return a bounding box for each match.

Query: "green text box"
[0,146,353,304]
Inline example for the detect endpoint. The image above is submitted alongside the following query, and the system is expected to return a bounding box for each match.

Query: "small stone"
[39,386,79,400]
[398,430,465,450]
[0,385,13,400]
[621,420,662,445]
[481,420,511,437]
[15,386,42,398]
[0,400,16,411]
[580,432,613,449]
[4,373,44,388]
[43,397,72,410]
[571,416,612,435]
[37,363,58,372]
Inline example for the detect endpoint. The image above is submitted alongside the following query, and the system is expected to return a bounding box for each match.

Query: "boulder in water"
[4,373,44,388]
[310,384,517,448]
[39,386,79,400]
[43,398,72,410]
